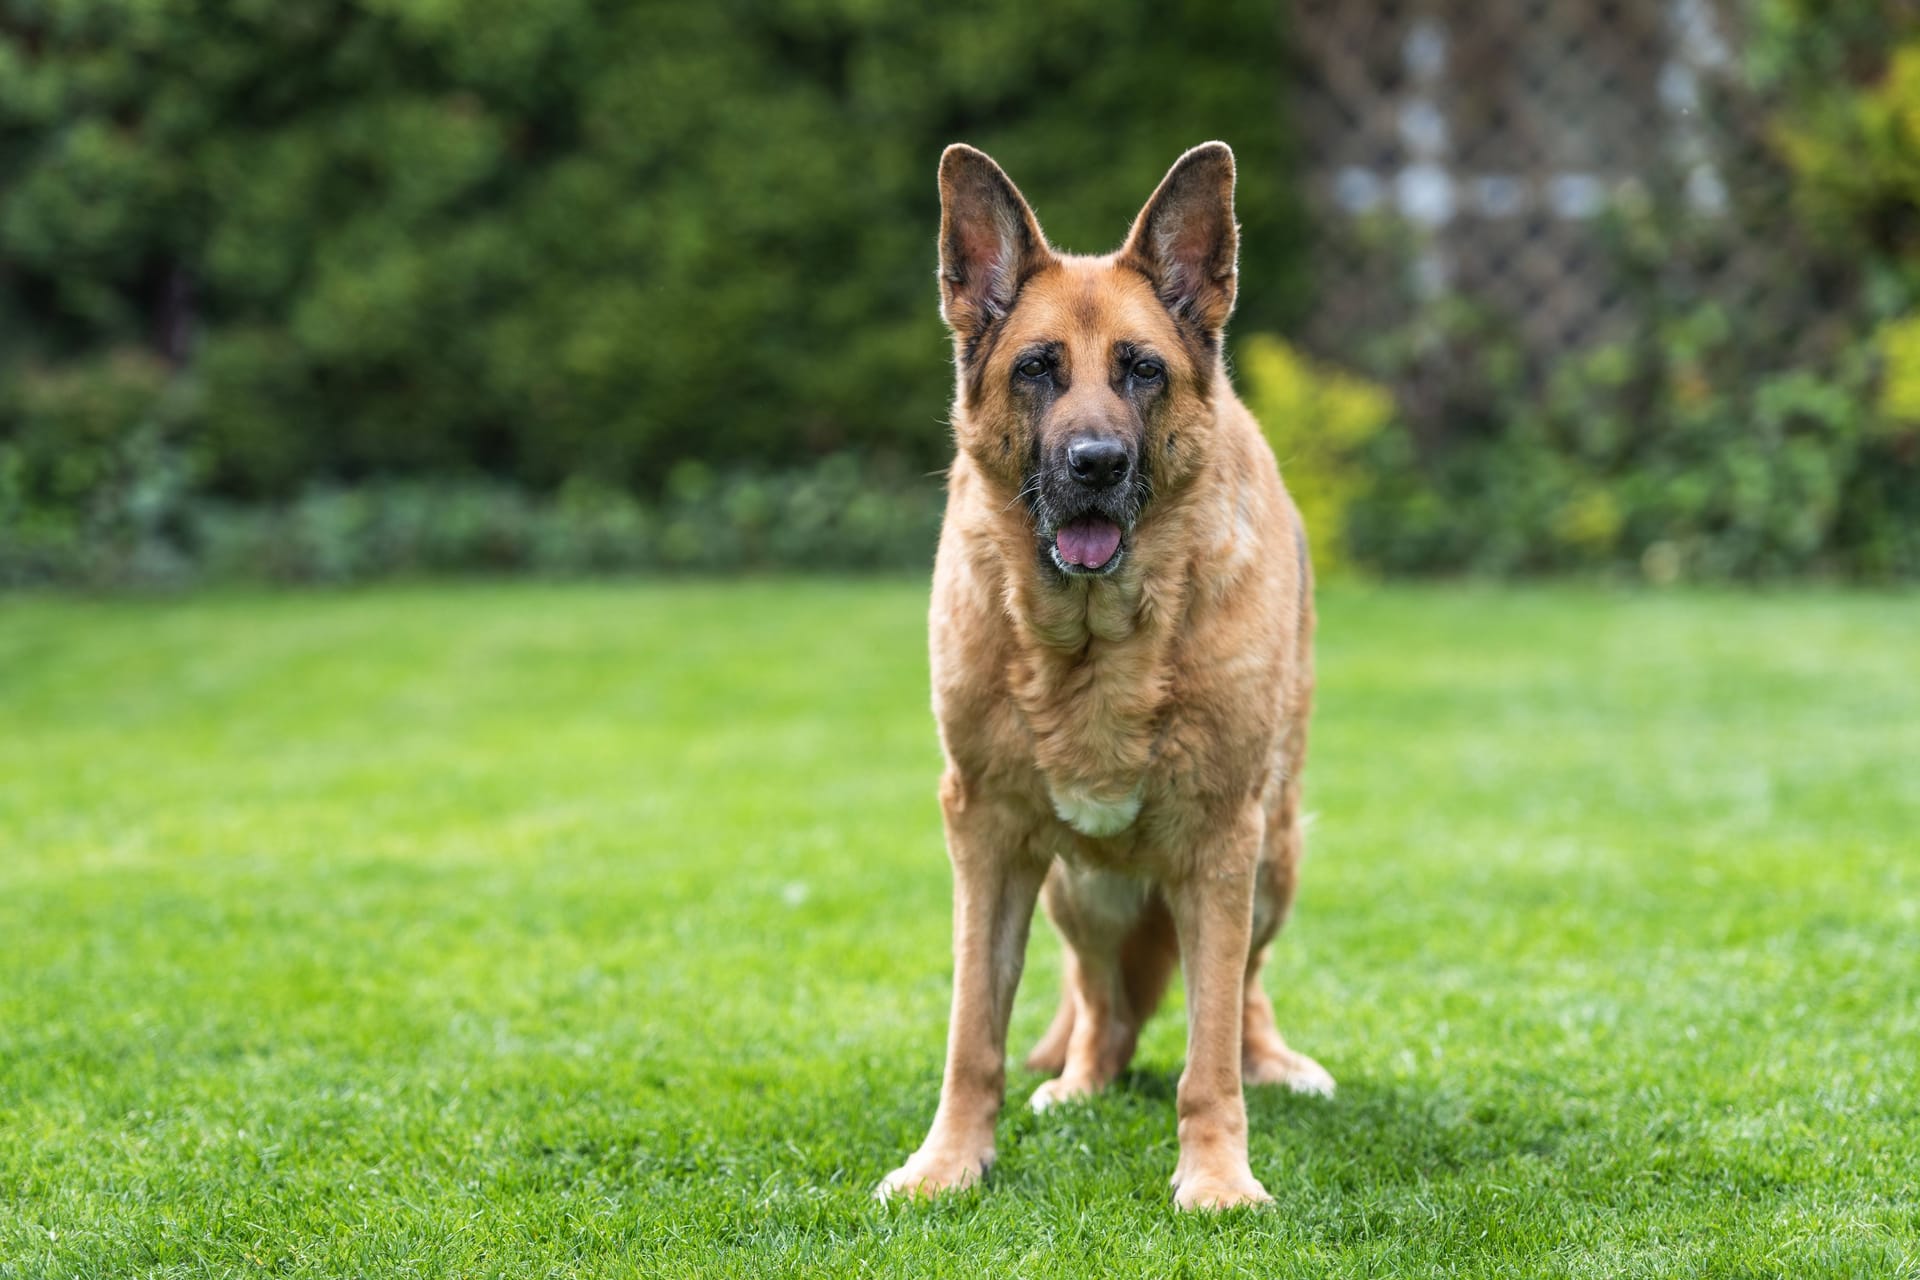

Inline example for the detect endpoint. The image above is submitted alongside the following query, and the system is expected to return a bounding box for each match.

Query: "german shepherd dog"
[877,143,1332,1211]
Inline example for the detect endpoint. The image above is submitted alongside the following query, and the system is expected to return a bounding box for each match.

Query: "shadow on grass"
[1254,1077,1568,1180]
[1004,1064,1574,1190]
[548,1056,1573,1216]
[544,1062,1596,1272]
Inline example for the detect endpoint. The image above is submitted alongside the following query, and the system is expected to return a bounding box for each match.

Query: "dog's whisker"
[1003,475,1044,515]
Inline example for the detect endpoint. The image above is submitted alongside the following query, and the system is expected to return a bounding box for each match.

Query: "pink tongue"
[1056,518,1122,568]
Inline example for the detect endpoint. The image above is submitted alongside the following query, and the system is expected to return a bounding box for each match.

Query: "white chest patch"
[1049,783,1144,838]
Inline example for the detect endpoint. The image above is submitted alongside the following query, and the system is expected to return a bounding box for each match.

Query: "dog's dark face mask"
[935,142,1240,580]
[1009,337,1161,578]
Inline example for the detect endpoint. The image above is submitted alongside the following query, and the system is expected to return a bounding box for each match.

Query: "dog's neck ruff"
[992,478,1203,842]
[1005,557,1178,841]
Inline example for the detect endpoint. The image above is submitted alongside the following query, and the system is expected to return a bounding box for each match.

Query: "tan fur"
[877,143,1331,1211]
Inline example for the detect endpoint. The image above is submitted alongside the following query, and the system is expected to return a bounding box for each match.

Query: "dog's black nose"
[1066,436,1130,489]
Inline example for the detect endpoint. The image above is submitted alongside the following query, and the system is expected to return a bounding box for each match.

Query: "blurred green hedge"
[13,1,1913,587]
[0,0,1303,512]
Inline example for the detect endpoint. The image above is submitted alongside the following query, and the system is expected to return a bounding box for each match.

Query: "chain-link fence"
[1286,0,1856,428]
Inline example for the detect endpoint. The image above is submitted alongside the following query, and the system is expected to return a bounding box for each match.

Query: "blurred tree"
[0,0,1303,498]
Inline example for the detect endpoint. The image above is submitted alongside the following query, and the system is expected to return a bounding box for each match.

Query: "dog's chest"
[1014,642,1169,840]
[973,570,1190,842]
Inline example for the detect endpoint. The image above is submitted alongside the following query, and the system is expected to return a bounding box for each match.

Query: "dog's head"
[937,142,1239,578]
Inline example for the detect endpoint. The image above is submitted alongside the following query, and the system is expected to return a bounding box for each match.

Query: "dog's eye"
[1132,360,1164,383]
[1016,356,1049,379]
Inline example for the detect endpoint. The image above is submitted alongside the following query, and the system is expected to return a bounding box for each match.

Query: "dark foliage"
[0,0,1303,505]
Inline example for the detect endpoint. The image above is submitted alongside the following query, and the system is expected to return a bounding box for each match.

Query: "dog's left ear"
[1120,142,1239,337]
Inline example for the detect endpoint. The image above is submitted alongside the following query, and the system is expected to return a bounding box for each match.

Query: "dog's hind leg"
[1239,773,1334,1097]
[1118,890,1178,1039]
[1024,966,1076,1075]
[1241,947,1335,1096]
[1025,891,1175,1078]
[1027,945,1132,1110]
[1027,870,1168,1110]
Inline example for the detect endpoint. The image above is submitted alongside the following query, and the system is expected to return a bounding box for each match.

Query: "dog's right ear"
[938,144,1050,339]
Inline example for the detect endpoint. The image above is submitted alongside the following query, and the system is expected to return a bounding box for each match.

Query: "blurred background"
[2,0,1916,588]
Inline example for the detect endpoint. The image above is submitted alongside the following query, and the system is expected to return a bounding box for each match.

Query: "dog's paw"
[1170,1164,1274,1211]
[874,1147,992,1202]
[1027,1076,1098,1113]
[1244,1047,1336,1098]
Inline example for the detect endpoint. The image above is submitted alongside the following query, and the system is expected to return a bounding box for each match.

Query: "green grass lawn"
[2,581,1916,1278]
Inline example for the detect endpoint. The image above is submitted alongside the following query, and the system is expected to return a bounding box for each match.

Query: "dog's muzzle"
[1034,432,1143,577]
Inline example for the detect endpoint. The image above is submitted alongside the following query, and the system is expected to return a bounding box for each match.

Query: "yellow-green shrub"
[1776,41,1920,251]
[1237,334,1394,576]
[1877,313,1920,424]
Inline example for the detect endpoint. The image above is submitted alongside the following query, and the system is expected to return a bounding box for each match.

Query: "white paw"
[1247,1051,1336,1098]
[1028,1077,1095,1113]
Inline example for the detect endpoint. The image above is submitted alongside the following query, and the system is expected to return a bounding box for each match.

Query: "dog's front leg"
[878,786,1044,1200]
[1167,805,1273,1210]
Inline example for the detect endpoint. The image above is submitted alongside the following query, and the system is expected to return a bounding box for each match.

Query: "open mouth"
[1050,516,1125,576]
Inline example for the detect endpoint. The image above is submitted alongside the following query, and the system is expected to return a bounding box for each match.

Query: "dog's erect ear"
[938,144,1051,339]
[1120,142,1239,337]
